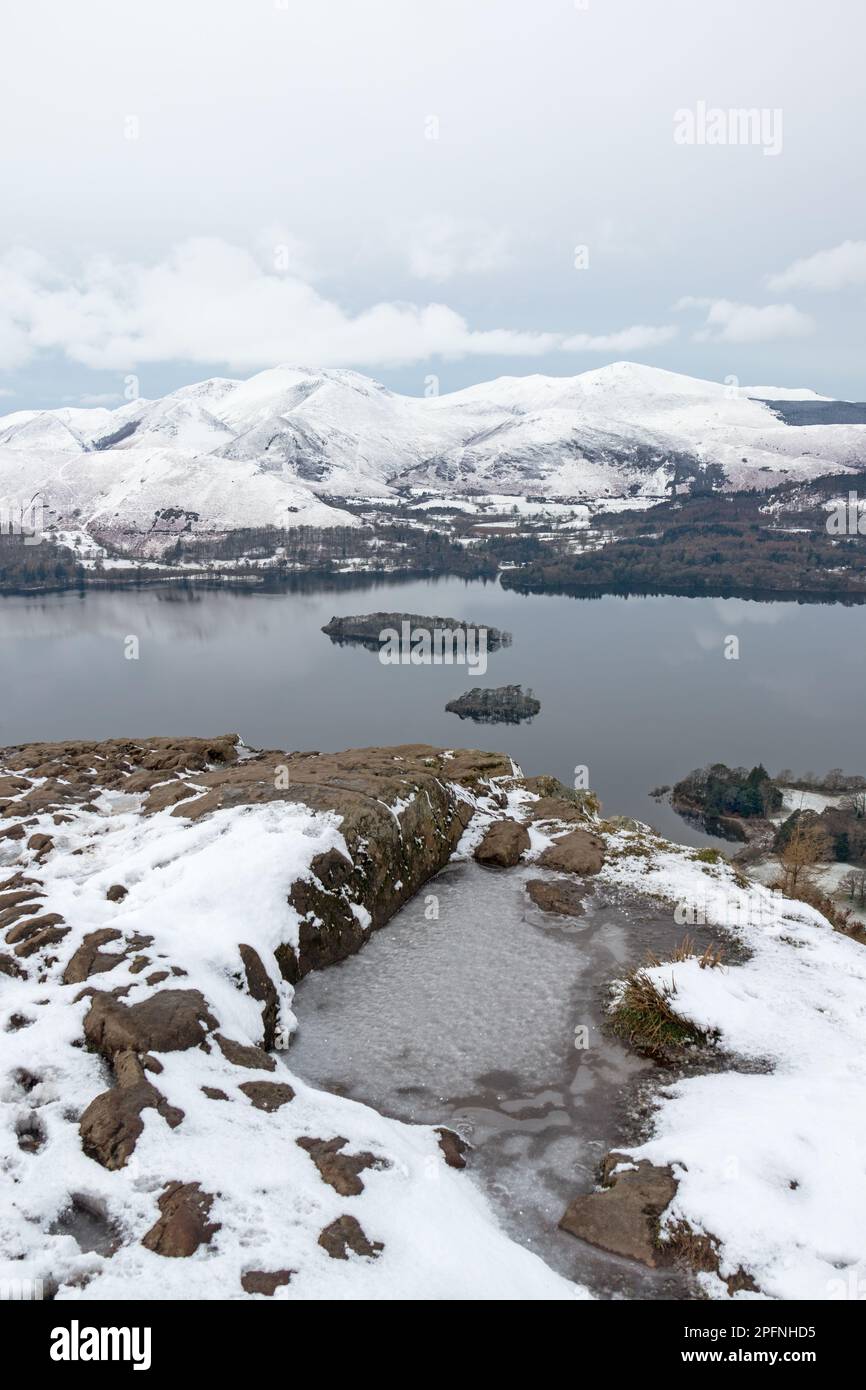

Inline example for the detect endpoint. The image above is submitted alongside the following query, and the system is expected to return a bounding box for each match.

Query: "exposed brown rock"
[559,1156,677,1267]
[145,782,198,813]
[202,1086,229,1101]
[241,1268,294,1296]
[84,989,218,1059]
[105,884,128,902]
[0,738,516,984]
[239,1080,295,1111]
[318,1214,383,1260]
[238,944,279,1049]
[528,796,586,824]
[79,1051,184,1169]
[473,818,530,868]
[0,888,44,911]
[63,929,126,985]
[0,952,24,978]
[525,878,587,917]
[436,1126,469,1169]
[6,911,65,944]
[0,901,43,931]
[141,1181,220,1257]
[296,1136,384,1195]
[538,827,606,875]
[214,1034,276,1072]
[15,925,69,957]
[27,833,54,859]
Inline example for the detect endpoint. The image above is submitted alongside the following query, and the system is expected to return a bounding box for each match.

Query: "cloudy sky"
[2,0,864,408]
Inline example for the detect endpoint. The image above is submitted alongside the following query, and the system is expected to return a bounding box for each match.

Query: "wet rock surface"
[559,1157,678,1267]
[525,878,587,917]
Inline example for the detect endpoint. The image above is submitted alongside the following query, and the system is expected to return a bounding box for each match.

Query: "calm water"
[1,576,863,843]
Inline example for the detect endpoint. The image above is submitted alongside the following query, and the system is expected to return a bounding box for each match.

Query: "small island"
[322,612,512,651]
[445,684,540,724]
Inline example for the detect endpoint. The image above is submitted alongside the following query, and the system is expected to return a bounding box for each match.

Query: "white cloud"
[0,238,677,374]
[768,240,866,292]
[675,296,815,343]
[561,324,677,352]
[0,239,562,371]
[404,218,514,282]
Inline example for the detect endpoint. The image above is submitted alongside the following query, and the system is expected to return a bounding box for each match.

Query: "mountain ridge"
[1,362,863,552]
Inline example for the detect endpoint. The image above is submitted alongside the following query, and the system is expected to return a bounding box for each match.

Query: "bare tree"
[778,816,830,896]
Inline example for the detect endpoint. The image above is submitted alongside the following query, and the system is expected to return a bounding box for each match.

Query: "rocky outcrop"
[474,818,530,867]
[446,685,540,724]
[0,733,589,1295]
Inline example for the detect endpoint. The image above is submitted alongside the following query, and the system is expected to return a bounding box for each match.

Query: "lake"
[1,576,863,845]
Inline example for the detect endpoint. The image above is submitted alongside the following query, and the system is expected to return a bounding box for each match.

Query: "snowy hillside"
[1,363,863,550]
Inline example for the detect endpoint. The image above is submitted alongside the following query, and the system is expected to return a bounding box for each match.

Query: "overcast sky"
[2,0,864,408]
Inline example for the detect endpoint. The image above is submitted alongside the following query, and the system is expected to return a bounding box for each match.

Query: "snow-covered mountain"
[1,362,863,551]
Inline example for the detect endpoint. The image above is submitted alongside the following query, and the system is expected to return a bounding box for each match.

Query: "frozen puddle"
[289,860,718,1298]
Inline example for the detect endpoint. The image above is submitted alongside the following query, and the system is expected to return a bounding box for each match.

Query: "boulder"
[538,828,605,875]
[525,878,587,917]
[559,1157,677,1267]
[474,819,530,868]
